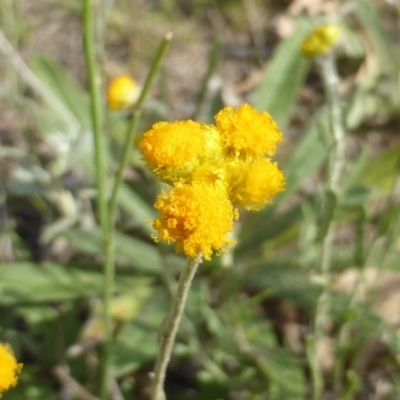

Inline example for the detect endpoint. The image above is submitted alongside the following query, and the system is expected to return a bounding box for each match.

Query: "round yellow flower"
[215,103,282,158]
[301,25,341,58]
[229,158,285,211]
[140,121,223,184]
[152,183,238,260]
[107,75,140,111]
[0,343,22,397]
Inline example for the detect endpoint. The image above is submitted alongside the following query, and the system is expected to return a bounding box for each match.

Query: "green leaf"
[355,0,397,74]
[0,263,103,304]
[253,22,311,132]
[341,184,374,207]
[64,228,185,273]
[358,145,400,194]
[238,112,331,255]
[257,346,305,399]
[117,183,157,233]
[29,54,91,130]
[66,228,161,272]
[317,189,337,240]
[0,261,160,307]
[237,201,304,257]
[242,262,319,310]
[282,112,330,201]
[113,291,168,377]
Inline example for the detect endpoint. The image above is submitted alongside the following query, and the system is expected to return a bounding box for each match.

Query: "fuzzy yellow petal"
[140,121,224,184]
[140,120,205,182]
[152,183,237,260]
[215,103,282,158]
[141,103,286,261]
[229,158,285,211]
[0,343,22,397]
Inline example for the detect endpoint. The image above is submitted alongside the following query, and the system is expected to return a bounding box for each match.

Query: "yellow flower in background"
[301,24,341,58]
[152,183,238,260]
[107,75,140,111]
[0,343,22,397]
[215,103,282,158]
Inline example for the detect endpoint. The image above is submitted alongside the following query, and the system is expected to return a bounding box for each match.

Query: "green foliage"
[1,0,400,399]
[253,21,311,132]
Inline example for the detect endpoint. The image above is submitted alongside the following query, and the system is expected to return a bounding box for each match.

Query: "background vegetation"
[0,0,399,399]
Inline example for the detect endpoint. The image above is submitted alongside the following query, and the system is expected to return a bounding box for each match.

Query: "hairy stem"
[151,255,202,400]
[312,54,346,400]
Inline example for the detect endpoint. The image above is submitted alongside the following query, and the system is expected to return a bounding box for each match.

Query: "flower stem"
[108,31,173,219]
[82,1,112,399]
[83,0,107,234]
[311,54,346,400]
[151,255,202,400]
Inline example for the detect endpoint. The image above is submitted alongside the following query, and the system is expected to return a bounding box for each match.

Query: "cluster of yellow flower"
[0,343,22,397]
[140,104,285,260]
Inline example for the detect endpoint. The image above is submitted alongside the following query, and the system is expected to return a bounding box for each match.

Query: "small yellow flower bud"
[0,343,22,397]
[301,25,341,58]
[106,75,140,111]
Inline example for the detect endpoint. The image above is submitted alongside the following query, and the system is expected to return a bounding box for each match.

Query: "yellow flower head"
[228,158,286,211]
[0,343,22,397]
[301,25,341,58]
[140,121,223,184]
[215,103,282,158]
[107,75,140,111]
[152,183,238,260]
[141,103,285,259]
